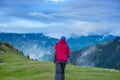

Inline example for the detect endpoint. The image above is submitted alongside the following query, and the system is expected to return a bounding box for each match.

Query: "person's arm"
[53,51,56,63]
[67,45,71,57]
[53,44,57,63]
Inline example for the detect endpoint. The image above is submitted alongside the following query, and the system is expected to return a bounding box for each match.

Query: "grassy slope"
[0,51,120,80]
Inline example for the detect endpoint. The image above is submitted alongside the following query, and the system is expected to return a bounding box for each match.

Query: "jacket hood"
[59,39,66,44]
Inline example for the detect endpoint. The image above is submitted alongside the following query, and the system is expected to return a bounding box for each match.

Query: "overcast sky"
[0,0,120,38]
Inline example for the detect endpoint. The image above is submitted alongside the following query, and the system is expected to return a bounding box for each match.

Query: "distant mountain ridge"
[68,35,116,50]
[0,33,116,61]
[0,33,58,61]
[70,37,120,69]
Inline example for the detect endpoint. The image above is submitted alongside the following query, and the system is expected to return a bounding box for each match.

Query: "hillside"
[0,42,120,80]
[70,37,120,69]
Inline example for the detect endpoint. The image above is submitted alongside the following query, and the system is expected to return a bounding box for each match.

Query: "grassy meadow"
[0,51,120,80]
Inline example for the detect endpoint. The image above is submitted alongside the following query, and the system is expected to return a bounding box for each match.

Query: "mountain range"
[0,33,120,69]
[0,33,116,61]
[70,37,120,69]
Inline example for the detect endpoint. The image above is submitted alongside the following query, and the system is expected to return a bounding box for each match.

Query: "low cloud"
[0,18,120,38]
[41,20,120,38]
[0,19,45,28]
[24,44,52,61]
[76,46,97,66]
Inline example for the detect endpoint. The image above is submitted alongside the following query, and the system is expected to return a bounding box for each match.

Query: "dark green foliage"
[0,42,24,55]
[0,42,6,52]
[4,42,14,49]
[0,42,14,52]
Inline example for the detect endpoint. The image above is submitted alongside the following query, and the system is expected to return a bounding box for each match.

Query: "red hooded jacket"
[54,39,71,62]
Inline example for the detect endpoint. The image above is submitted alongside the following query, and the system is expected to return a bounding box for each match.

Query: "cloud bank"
[0,0,120,38]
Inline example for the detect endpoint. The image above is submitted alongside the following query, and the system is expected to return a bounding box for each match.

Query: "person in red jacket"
[54,36,71,80]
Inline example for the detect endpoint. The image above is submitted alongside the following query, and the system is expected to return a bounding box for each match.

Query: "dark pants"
[55,61,66,80]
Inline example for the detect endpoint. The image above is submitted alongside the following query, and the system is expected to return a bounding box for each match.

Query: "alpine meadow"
[0,42,120,80]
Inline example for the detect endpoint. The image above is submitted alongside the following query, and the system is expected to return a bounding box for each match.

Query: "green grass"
[0,51,120,80]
